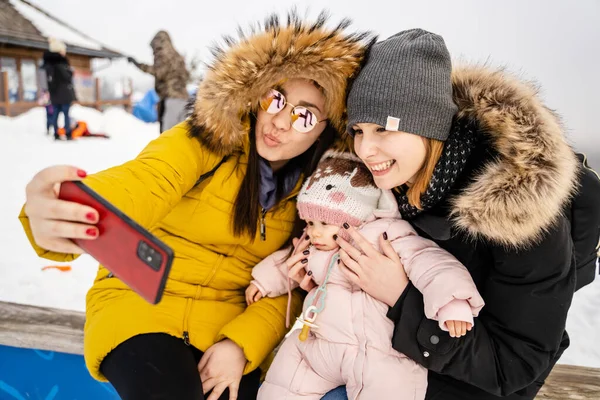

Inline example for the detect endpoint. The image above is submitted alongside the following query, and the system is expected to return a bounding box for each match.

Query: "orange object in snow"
[41,265,72,272]
[57,121,110,139]
[57,121,88,138]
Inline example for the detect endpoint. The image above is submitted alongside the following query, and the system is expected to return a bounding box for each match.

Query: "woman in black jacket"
[314,29,598,400]
[42,39,76,140]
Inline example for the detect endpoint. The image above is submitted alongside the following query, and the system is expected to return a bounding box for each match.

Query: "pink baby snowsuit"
[252,191,485,400]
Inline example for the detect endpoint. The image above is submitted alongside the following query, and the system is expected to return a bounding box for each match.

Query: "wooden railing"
[0,301,598,398]
[1,71,132,117]
[0,301,83,355]
[538,365,600,399]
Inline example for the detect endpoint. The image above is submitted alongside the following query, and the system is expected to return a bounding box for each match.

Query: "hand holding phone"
[23,165,96,255]
[58,181,174,304]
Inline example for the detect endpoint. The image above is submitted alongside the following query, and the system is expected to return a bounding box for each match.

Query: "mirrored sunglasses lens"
[260,89,286,114]
[291,107,317,133]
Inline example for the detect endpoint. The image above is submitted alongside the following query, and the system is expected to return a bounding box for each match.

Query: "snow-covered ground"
[1,106,158,312]
[0,106,598,368]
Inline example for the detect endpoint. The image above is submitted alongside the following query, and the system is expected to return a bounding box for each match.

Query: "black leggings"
[100,333,261,400]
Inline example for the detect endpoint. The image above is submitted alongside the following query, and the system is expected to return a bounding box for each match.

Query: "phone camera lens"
[137,240,162,271]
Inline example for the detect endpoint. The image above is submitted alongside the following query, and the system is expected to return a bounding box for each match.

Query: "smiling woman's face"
[255,79,328,171]
[351,123,427,189]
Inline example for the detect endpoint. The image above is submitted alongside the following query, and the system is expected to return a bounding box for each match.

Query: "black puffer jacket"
[42,51,76,105]
[387,66,592,400]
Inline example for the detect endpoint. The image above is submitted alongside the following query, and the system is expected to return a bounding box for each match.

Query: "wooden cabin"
[0,0,128,116]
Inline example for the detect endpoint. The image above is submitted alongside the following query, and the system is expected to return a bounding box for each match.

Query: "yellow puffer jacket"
[19,123,303,380]
[18,13,371,382]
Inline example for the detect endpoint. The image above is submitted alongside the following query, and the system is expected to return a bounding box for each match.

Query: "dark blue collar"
[258,157,301,210]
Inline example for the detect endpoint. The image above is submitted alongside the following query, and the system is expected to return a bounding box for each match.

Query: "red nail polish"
[77,170,87,178]
[86,212,96,222]
[383,232,388,240]
[86,228,97,237]
[333,234,338,241]
[343,223,350,229]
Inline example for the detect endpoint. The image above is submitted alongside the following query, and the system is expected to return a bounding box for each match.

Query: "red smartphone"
[58,181,174,304]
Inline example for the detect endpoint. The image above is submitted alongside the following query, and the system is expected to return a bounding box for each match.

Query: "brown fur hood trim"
[450,65,579,248]
[189,10,375,155]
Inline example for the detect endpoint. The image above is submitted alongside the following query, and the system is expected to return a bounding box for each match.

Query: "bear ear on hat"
[344,167,358,179]
[349,163,376,188]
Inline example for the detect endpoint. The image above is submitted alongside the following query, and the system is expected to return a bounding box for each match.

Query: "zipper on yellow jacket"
[182,297,193,346]
[260,175,304,242]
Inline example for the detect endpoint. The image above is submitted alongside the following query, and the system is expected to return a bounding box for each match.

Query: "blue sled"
[0,345,118,400]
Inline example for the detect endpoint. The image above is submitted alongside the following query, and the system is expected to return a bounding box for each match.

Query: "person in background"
[42,38,76,141]
[128,30,190,133]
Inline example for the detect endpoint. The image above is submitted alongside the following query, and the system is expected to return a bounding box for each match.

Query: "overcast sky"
[29,0,600,165]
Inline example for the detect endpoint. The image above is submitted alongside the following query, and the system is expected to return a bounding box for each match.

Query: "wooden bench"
[1,301,598,398]
[0,300,84,355]
[537,365,600,399]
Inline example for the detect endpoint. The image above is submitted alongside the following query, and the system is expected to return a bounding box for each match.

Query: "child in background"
[247,151,485,400]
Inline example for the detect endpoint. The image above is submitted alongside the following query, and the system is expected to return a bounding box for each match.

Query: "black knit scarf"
[395,120,479,220]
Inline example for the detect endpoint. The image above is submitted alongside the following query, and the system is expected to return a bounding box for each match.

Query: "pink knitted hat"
[297,151,381,236]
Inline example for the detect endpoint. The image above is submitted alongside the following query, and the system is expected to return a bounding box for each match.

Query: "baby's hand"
[245,283,263,305]
[446,320,472,338]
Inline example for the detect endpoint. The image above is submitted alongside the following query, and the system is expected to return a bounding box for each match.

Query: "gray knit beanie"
[347,29,457,141]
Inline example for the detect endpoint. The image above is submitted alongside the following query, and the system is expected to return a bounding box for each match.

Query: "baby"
[247,151,484,400]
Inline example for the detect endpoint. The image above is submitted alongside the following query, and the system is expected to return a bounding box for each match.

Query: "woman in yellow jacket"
[19,11,373,400]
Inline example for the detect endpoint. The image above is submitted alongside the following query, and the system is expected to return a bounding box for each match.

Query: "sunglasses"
[259,89,327,133]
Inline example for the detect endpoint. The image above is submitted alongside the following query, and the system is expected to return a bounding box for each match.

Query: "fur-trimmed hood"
[189,11,375,155]
[449,65,579,248]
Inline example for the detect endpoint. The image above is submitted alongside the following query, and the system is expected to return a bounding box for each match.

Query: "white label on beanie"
[386,116,400,131]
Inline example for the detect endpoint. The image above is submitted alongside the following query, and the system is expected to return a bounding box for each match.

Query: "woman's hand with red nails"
[24,165,99,254]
